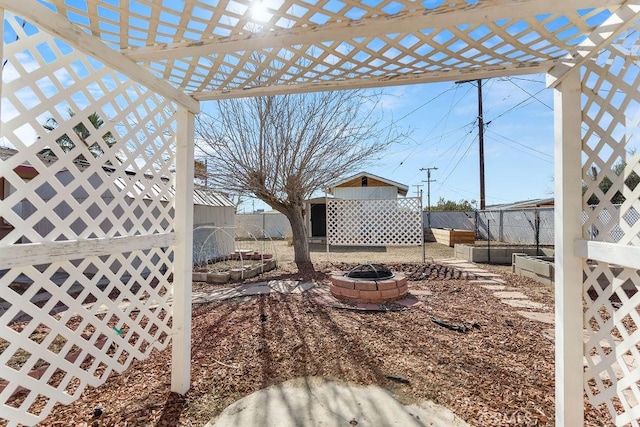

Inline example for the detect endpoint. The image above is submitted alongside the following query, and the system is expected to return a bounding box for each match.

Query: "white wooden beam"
[548,0,640,88]
[553,71,584,426]
[0,0,200,114]
[0,234,175,270]
[126,0,621,62]
[575,240,640,270]
[194,61,555,101]
[171,106,194,395]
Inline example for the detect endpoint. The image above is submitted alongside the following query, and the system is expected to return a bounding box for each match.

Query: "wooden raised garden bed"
[431,228,475,247]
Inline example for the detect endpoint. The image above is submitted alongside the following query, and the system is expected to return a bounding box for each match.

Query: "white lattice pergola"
[0,0,639,425]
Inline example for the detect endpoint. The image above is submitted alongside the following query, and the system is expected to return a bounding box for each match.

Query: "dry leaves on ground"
[39,262,614,427]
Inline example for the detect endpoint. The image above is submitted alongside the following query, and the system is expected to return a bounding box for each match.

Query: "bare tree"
[196,90,403,270]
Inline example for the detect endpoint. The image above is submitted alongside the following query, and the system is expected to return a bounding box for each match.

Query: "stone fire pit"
[329,264,408,304]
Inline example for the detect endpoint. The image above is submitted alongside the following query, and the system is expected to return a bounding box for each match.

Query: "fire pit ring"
[329,263,408,304]
[345,263,394,280]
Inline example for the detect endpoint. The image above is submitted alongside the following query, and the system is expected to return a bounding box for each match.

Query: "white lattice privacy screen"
[0,12,177,425]
[327,198,421,246]
[580,26,640,425]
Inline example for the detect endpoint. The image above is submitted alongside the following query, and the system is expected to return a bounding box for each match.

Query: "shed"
[327,172,409,200]
[193,188,235,228]
[306,172,411,241]
[192,188,236,265]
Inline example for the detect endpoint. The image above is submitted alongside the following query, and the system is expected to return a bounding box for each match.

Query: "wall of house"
[333,186,397,200]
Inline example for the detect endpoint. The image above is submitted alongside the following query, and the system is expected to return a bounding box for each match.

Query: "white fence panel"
[578,25,640,425]
[327,198,422,246]
[0,13,176,425]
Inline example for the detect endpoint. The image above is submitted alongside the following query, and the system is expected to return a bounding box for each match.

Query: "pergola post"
[171,106,195,393]
[553,71,584,426]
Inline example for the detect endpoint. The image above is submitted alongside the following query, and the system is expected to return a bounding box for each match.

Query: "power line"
[433,122,475,175]
[435,134,478,193]
[507,76,546,84]
[387,83,476,174]
[506,77,553,111]
[389,119,475,174]
[381,84,458,136]
[487,85,549,124]
[486,129,554,162]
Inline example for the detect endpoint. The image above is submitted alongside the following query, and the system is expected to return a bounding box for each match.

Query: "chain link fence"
[427,207,555,246]
[235,212,292,239]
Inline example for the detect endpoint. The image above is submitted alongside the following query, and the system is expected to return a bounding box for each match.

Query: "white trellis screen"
[0,12,181,425]
[577,24,640,425]
[326,198,422,246]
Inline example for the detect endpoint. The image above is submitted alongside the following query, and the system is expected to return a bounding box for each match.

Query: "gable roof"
[193,188,235,208]
[326,172,409,196]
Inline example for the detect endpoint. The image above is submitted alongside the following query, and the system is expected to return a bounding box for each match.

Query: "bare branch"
[195,90,407,267]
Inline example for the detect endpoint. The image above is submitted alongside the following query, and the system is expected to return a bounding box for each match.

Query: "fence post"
[262,212,266,238]
[535,208,541,255]
[499,210,504,242]
[475,211,479,239]
[487,219,491,264]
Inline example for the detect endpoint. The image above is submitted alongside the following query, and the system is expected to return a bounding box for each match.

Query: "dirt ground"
[274,240,456,265]
[37,242,614,426]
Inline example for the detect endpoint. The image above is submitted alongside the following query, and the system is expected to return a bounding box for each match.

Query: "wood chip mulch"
[38,262,614,427]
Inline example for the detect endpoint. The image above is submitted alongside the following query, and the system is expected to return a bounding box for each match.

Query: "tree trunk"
[286,206,313,271]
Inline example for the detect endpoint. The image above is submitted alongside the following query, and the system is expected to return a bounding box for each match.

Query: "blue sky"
[237,74,556,212]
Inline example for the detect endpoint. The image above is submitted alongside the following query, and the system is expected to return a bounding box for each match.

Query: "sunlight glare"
[251,2,272,23]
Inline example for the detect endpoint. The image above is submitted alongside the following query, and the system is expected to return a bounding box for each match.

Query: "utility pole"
[420,167,438,212]
[477,79,486,210]
[455,78,486,210]
[420,167,438,228]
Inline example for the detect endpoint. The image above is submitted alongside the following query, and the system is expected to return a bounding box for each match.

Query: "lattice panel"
[0,249,173,425]
[33,1,617,99]
[580,25,640,426]
[0,11,177,425]
[0,15,177,244]
[327,197,421,246]
[581,30,640,246]
[584,260,640,426]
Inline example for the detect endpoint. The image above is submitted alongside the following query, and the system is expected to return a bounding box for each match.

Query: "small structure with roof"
[306,172,410,241]
[307,172,421,247]
[327,172,409,200]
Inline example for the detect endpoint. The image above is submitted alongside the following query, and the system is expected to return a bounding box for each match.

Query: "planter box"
[229,268,245,281]
[192,272,208,282]
[455,244,555,265]
[431,228,475,247]
[207,272,230,283]
[512,255,555,286]
[264,259,277,271]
